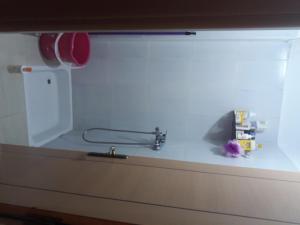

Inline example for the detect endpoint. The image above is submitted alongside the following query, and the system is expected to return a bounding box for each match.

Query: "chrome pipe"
[83,127,155,135]
[82,127,167,150]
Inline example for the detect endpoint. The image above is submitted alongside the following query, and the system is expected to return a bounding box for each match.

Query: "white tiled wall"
[279,38,300,169]
[0,34,45,145]
[72,31,291,145]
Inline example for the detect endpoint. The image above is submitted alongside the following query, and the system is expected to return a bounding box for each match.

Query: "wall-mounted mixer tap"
[153,127,167,150]
[87,146,129,159]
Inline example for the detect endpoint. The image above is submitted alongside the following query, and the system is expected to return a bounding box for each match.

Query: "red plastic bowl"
[58,33,90,66]
[39,33,58,60]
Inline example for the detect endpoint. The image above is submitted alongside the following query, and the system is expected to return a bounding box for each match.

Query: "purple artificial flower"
[223,140,244,157]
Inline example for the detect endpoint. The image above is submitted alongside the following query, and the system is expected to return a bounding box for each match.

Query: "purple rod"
[89,31,196,36]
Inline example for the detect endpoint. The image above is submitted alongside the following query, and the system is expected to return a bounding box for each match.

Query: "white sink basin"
[23,66,73,147]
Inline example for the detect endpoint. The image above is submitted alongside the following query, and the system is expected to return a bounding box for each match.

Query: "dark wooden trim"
[3,15,300,32]
[1,0,300,31]
[0,203,133,225]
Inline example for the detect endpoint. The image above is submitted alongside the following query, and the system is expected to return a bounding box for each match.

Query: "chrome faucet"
[82,126,167,150]
[153,127,167,150]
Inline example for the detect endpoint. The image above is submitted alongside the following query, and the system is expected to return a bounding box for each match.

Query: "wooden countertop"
[0,144,300,225]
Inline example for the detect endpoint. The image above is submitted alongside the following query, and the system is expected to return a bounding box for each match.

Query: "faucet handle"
[110,146,117,156]
[155,126,161,135]
[152,127,167,150]
[161,130,167,143]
